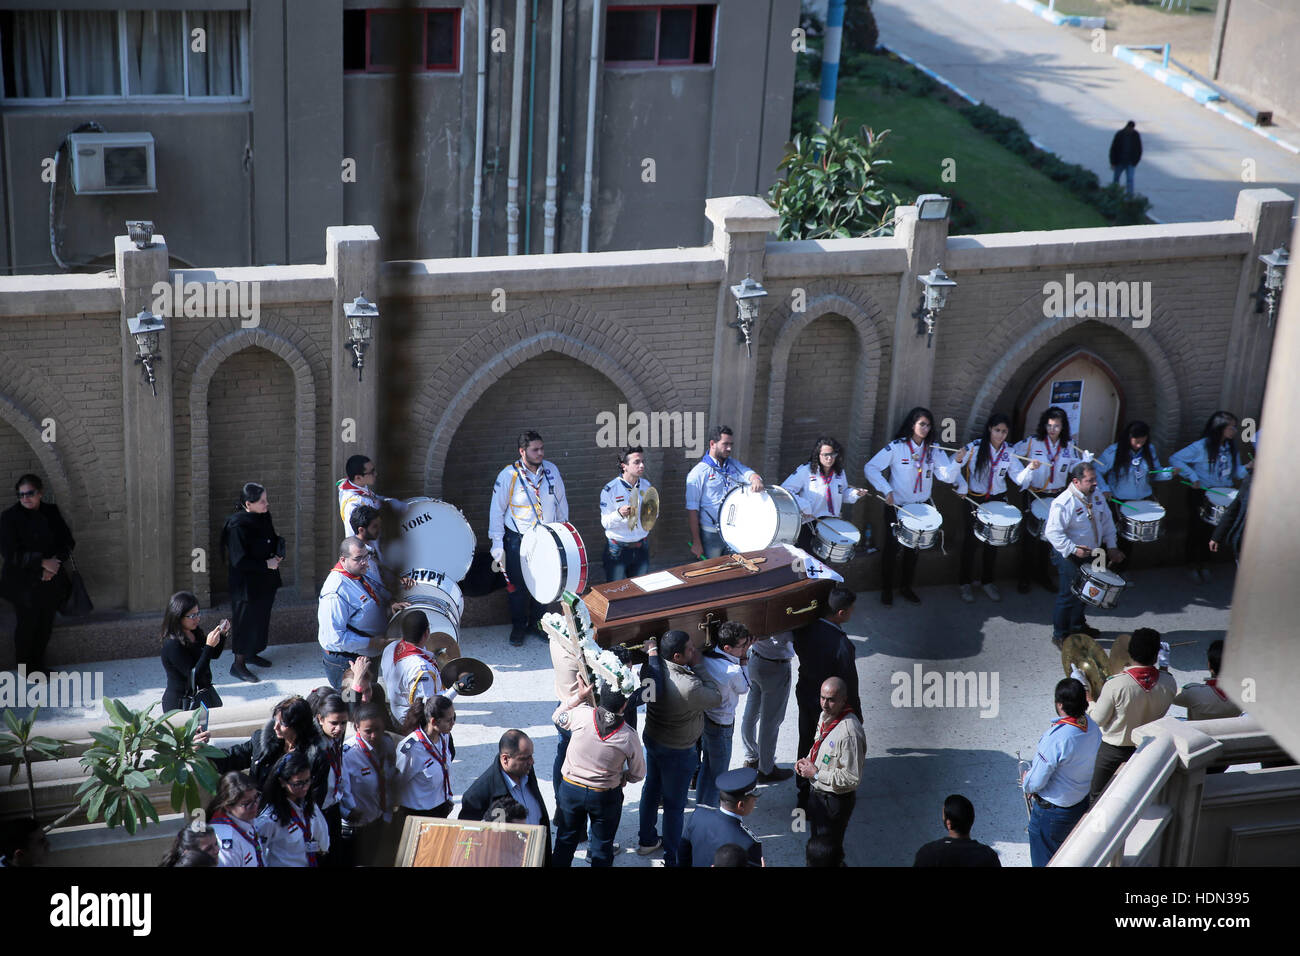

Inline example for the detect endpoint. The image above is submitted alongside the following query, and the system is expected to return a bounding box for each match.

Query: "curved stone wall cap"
[704,195,781,232]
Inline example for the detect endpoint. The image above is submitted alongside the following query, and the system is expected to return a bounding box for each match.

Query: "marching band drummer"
[1043,462,1124,650]
[1169,411,1249,583]
[379,610,462,728]
[686,425,764,560]
[1014,407,1089,595]
[781,436,869,551]
[336,454,404,536]
[953,413,1034,604]
[599,445,652,581]
[1093,421,1172,563]
[865,407,961,606]
[489,430,569,646]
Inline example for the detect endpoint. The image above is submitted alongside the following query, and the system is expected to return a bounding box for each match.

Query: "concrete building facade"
[0,0,799,274]
[0,187,1291,669]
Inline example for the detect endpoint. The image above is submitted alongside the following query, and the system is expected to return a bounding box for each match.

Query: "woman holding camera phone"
[221,481,284,683]
[159,590,231,712]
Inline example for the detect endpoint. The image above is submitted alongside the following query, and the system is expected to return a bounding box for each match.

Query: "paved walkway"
[19,563,1240,867]
[871,0,1300,222]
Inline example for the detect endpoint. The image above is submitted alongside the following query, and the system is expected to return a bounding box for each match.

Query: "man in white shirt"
[488,430,569,646]
[599,445,652,581]
[1043,463,1124,648]
[695,621,752,808]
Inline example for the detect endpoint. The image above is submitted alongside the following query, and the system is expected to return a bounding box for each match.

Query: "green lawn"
[829,70,1110,234]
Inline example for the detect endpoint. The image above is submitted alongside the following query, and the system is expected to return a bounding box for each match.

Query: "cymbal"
[1060,632,1109,702]
[639,487,660,532]
[427,633,462,661]
[1107,633,1134,675]
[441,657,494,697]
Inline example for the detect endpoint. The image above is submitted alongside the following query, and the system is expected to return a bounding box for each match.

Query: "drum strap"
[511,463,545,525]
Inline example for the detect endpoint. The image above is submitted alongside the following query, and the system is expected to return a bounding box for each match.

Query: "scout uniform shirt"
[808,709,866,795]
[953,440,1035,497]
[865,439,960,506]
[1093,442,1171,501]
[1044,484,1118,558]
[488,459,568,552]
[210,813,263,867]
[685,454,757,533]
[317,565,387,654]
[380,638,458,726]
[781,463,865,518]
[600,476,652,544]
[1012,436,1086,493]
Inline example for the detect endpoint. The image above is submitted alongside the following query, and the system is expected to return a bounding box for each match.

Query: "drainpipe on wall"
[543,0,562,254]
[816,0,845,130]
[524,0,539,254]
[580,0,603,252]
[471,0,487,256]
[507,0,527,255]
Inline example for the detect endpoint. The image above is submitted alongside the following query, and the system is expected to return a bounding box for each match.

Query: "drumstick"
[1165,640,1197,648]
[935,443,1035,464]
[1108,497,1145,513]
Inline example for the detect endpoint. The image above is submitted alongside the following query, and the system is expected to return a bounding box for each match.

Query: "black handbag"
[59,555,93,617]
[181,668,223,712]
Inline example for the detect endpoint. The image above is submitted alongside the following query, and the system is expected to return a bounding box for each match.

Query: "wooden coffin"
[583,547,834,647]
[395,815,547,867]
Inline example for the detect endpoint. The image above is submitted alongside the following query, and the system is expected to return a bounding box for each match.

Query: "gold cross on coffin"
[683,554,766,578]
[456,832,484,864]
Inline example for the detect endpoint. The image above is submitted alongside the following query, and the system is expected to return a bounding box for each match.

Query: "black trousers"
[504,529,547,632]
[1090,741,1136,803]
[808,789,857,865]
[1018,502,1058,588]
[960,492,1006,585]
[321,803,347,867]
[231,593,275,656]
[1183,487,1212,566]
[880,505,919,592]
[341,817,389,867]
[13,602,58,668]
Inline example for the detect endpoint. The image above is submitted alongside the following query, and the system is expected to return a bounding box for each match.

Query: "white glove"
[490,547,505,571]
[1069,664,1088,689]
[1081,449,1094,462]
[1157,641,1171,670]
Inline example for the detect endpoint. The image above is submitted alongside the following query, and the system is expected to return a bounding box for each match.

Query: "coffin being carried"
[583,546,834,647]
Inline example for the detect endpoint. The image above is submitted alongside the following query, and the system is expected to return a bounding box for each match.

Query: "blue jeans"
[1111,164,1135,196]
[696,718,734,808]
[1028,796,1089,866]
[321,649,359,689]
[638,738,699,865]
[553,779,623,867]
[699,528,728,560]
[603,540,650,582]
[1051,550,1086,638]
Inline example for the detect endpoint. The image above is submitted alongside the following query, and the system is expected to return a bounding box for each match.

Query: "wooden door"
[1020,351,1123,456]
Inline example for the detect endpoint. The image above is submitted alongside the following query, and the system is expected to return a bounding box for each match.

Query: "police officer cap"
[716,767,759,798]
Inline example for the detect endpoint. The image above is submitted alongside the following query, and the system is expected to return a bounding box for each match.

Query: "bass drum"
[393,497,477,583]
[719,485,803,553]
[521,521,589,604]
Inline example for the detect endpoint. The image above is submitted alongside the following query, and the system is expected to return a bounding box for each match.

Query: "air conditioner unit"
[68,132,157,195]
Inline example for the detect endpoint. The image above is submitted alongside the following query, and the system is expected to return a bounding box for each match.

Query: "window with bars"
[343,9,461,73]
[0,9,248,101]
[605,4,716,66]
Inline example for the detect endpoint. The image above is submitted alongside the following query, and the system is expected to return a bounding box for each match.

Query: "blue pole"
[817,0,845,131]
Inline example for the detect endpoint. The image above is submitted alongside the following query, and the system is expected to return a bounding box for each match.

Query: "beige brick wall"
[777,313,859,481]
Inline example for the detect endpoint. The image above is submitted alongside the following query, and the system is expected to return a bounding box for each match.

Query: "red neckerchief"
[1054,715,1088,732]
[333,561,379,603]
[210,811,264,867]
[1125,666,1160,691]
[1205,678,1228,701]
[907,440,926,493]
[415,728,452,802]
[338,478,366,494]
[356,736,387,810]
[810,708,854,764]
[287,801,317,867]
[983,443,1007,495]
[818,467,835,512]
[393,640,437,665]
[326,740,343,801]
[1040,438,1064,487]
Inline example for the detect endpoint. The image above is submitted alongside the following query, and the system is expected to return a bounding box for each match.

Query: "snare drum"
[893,503,942,550]
[387,578,465,643]
[1199,487,1238,525]
[395,497,477,582]
[810,517,861,563]
[1072,566,1128,609]
[973,501,1022,547]
[719,485,803,553]
[1025,498,1052,539]
[521,521,589,604]
[1118,499,1165,542]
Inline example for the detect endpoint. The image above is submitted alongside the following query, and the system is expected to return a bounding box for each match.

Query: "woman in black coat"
[212,696,332,801]
[159,590,231,713]
[0,474,75,671]
[221,482,283,683]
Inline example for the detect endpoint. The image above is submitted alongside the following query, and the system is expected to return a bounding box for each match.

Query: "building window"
[606,4,715,66]
[343,9,461,73]
[0,9,248,101]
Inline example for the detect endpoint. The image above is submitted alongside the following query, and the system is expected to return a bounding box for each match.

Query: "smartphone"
[197,702,209,733]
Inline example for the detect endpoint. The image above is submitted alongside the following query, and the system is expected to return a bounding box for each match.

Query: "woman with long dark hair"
[212,696,330,795]
[1094,421,1171,562]
[159,591,230,713]
[393,696,457,831]
[159,825,219,866]
[782,436,868,551]
[1013,407,1088,595]
[206,772,263,867]
[307,690,350,866]
[257,751,330,866]
[1170,411,1249,581]
[221,481,283,683]
[0,473,76,673]
[953,413,1031,603]
[864,408,960,605]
